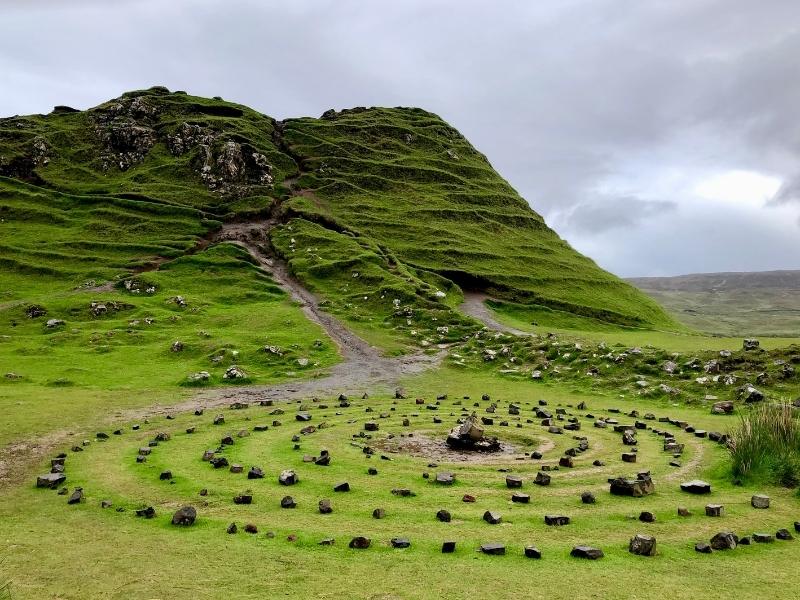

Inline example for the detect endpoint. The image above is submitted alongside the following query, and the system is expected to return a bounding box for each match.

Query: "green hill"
[0,86,678,373]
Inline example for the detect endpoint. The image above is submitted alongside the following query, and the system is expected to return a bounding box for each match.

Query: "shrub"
[729,403,800,487]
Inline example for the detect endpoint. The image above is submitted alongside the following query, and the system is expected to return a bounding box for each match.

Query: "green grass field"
[2,370,799,599]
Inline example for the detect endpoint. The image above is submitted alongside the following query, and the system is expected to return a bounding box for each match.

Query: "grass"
[3,369,800,599]
[484,298,800,352]
[729,403,800,487]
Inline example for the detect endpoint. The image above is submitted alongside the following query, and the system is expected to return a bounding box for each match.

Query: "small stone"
[581,491,596,504]
[512,492,530,504]
[705,504,723,517]
[751,494,770,509]
[524,546,542,559]
[349,536,371,549]
[695,542,713,554]
[710,531,738,550]
[171,506,196,526]
[480,543,506,555]
[318,499,333,514]
[391,537,411,549]
[483,511,502,524]
[334,482,350,492]
[545,515,570,526]
[281,496,297,509]
[753,532,774,543]
[681,480,711,494]
[442,541,456,553]
[372,508,386,519]
[571,546,603,559]
[226,523,238,534]
[436,509,452,522]
[776,529,793,541]
[629,534,656,556]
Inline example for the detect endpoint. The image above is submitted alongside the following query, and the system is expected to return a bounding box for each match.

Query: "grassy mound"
[729,403,800,487]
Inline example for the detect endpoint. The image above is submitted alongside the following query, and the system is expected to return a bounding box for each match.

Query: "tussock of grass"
[729,403,800,487]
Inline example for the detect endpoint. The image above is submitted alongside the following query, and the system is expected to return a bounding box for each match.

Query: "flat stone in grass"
[281,496,297,509]
[506,475,523,488]
[233,494,252,505]
[705,504,723,517]
[776,529,793,541]
[171,506,196,526]
[629,534,656,556]
[279,470,298,485]
[244,524,258,534]
[442,541,456,553]
[695,542,712,554]
[545,515,570,526]
[159,471,173,481]
[67,488,83,505]
[483,511,502,525]
[349,536,371,549]
[710,531,738,550]
[296,412,312,422]
[36,473,66,489]
[751,494,770,509]
[248,466,264,479]
[319,499,333,514]
[609,472,654,497]
[319,538,335,546]
[795,522,800,533]
[512,492,530,504]
[391,538,411,548]
[571,546,603,559]
[210,457,228,469]
[462,494,477,502]
[333,482,350,492]
[230,464,244,474]
[202,450,214,461]
[753,533,774,543]
[364,421,379,432]
[581,491,596,504]
[372,508,386,519]
[559,456,574,468]
[391,488,414,497]
[138,447,152,456]
[681,480,711,494]
[135,506,156,519]
[524,546,542,559]
[621,452,637,463]
[480,543,506,555]
[436,509,452,522]
[315,451,331,466]
[534,472,551,486]
[436,472,455,485]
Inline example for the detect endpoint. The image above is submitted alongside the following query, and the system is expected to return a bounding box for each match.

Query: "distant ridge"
[628,270,800,292]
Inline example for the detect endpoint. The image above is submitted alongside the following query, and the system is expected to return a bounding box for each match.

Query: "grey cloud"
[560,197,678,235]
[0,0,798,275]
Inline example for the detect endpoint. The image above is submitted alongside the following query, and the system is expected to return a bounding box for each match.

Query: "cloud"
[0,0,798,276]
[559,196,677,234]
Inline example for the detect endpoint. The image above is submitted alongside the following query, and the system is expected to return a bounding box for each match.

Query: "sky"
[1,0,798,277]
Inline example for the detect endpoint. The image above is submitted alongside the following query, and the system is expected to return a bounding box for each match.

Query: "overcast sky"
[2,0,798,277]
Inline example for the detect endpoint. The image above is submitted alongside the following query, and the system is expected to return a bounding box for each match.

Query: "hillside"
[0,86,679,390]
[629,270,800,337]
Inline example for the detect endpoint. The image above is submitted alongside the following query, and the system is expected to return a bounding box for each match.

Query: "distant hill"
[628,270,800,337]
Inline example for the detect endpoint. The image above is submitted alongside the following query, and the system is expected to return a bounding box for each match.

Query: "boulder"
[534,472,551,486]
[681,480,711,494]
[711,401,734,415]
[480,543,506,555]
[710,531,737,550]
[751,494,770,509]
[37,472,66,489]
[609,473,654,497]
[171,506,196,526]
[506,475,523,488]
[629,534,656,556]
[279,470,298,485]
[483,511,502,525]
[318,499,333,514]
[349,536,371,549]
[281,496,297,509]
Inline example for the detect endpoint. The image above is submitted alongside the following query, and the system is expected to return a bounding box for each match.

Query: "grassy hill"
[629,270,800,337]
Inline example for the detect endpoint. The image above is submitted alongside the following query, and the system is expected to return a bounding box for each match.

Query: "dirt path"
[460,291,532,336]
[0,218,447,488]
